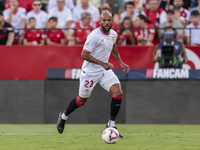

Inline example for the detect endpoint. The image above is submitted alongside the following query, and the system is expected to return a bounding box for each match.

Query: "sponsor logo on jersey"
[112,37,115,43]
[100,39,104,42]
[84,42,89,48]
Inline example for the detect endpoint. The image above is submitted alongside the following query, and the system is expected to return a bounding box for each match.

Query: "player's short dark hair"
[164,26,175,31]
[191,10,200,16]
[48,16,57,22]
[126,1,134,7]
[29,17,36,22]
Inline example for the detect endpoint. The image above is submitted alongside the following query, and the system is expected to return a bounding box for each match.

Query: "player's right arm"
[81,51,114,70]
[81,30,114,70]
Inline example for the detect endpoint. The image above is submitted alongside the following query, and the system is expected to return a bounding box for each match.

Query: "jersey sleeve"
[83,31,97,53]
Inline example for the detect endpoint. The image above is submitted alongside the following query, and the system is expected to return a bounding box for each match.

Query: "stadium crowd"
[0,0,199,46]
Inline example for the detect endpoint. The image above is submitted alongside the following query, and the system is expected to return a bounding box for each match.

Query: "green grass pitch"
[0,124,200,150]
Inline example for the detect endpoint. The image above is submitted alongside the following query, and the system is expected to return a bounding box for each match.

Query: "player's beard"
[101,24,112,33]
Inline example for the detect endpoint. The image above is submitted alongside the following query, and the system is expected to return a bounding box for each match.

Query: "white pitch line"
[1,133,200,136]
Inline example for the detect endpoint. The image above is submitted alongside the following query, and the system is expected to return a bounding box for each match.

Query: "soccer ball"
[102,127,119,144]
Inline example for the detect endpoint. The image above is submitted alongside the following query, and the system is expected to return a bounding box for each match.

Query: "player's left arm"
[112,44,130,73]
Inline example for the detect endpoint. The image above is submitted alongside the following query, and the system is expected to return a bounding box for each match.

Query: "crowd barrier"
[0,45,200,80]
[0,27,199,45]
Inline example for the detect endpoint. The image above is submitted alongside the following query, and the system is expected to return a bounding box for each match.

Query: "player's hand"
[101,62,114,70]
[120,62,130,73]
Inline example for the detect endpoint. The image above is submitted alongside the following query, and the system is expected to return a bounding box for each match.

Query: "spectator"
[170,0,191,10]
[48,0,74,12]
[101,0,125,15]
[190,0,200,12]
[185,10,200,45]
[124,0,146,13]
[0,11,14,45]
[76,0,101,8]
[118,16,134,45]
[158,0,170,10]
[3,0,26,44]
[73,0,100,27]
[142,0,167,27]
[5,0,33,12]
[46,17,66,46]
[23,17,44,46]
[120,1,139,24]
[153,26,187,68]
[68,12,93,45]
[134,14,158,45]
[26,0,48,29]
[173,0,190,26]
[48,0,73,30]
[159,9,183,42]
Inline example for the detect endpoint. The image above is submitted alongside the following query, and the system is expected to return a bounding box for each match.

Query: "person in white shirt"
[73,0,100,27]
[185,10,200,45]
[48,0,73,30]
[26,0,48,29]
[120,1,139,24]
[47,0,74,13]
[3,0,26,44]
[173,0,190,26]
[56,12,130,138]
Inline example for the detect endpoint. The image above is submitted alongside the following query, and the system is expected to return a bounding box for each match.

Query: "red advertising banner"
[0,46,199,79]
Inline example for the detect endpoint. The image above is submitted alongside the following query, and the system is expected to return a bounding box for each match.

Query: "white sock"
[61,112,68,120]
[107,120,115,127]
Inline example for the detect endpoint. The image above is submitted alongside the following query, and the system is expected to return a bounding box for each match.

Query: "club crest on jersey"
[84,43,89,47]
[112,37,115,43]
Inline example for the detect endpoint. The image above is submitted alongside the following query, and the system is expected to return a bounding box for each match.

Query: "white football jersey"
[26,10,48,29]
[3,7,26,33]
[82,28,118,75]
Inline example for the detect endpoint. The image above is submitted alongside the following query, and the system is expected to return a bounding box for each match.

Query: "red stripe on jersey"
[112,96,123,100]
[76,96,81,106]
[83,49,91,53]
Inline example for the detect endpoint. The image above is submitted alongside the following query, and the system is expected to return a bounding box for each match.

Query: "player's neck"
[100,27,110,35]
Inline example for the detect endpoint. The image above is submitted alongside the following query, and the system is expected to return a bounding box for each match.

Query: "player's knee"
[113,89,123,97]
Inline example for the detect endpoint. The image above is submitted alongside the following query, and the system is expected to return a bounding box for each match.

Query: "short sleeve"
[83,31,97,53]
[60,31,65,39]
[3,9,9,20]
